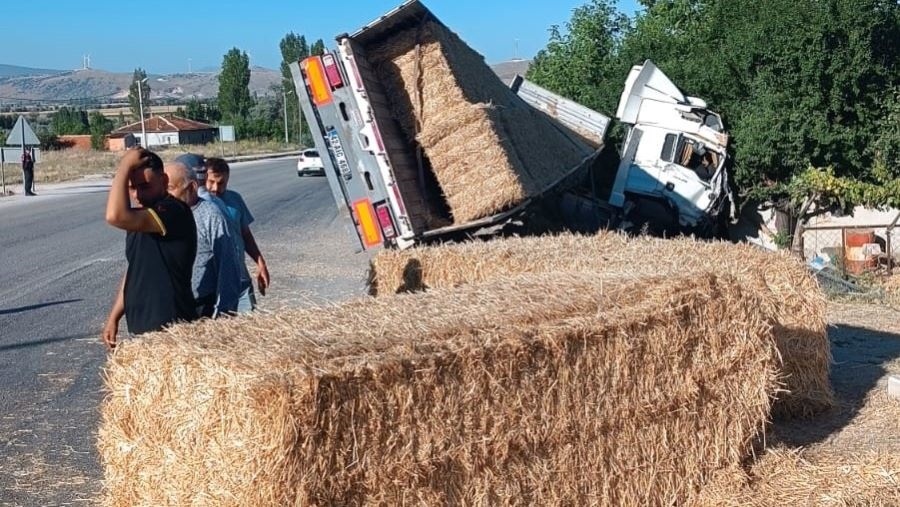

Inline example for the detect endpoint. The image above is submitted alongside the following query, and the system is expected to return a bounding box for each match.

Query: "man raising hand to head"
[102,149,198,349]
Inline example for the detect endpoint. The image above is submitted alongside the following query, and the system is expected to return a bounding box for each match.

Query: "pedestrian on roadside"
[205,157,270,313]
[22,147,35,196]
[102,149,198,350]
[165,160,242,318]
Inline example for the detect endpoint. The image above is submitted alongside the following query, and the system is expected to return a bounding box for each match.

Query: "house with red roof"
[109,115,218,149]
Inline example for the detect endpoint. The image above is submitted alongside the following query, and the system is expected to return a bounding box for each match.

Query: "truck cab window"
[661,133,677,163]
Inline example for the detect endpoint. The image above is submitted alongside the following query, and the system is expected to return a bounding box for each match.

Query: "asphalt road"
[0,157,370,506]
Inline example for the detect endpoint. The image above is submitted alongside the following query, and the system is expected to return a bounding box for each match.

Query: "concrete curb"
[222,150,302,164]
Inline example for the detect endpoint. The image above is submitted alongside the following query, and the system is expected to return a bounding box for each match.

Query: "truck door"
[292,54,397,251]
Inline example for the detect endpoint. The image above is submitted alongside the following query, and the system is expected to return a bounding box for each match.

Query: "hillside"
[0,61,529,104]
[0,66,283,103]
[0,64,64,78]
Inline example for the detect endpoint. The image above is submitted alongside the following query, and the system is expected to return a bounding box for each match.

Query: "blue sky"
[5,0,641,74]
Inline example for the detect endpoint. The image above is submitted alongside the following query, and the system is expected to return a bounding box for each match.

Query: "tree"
[218,48,253,124]
[526,0,631,114]
[89,111,115,150]
[182,98,221,124]
[128,68,151,122]
[280,32,309,145]
[310,39,326,56]
[50,107,89,135]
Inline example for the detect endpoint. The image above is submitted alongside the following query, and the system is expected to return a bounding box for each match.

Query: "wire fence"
[797,214,899,278]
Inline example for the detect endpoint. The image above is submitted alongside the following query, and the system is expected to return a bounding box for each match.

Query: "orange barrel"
[844,229,876,274]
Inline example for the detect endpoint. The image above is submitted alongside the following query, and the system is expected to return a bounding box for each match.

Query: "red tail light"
[375,203,396,239]
[322,54,344,89]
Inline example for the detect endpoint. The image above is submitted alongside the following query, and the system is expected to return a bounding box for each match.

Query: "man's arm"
[102,274,126,350]
[105,149,164,233]
[241,226,270,296]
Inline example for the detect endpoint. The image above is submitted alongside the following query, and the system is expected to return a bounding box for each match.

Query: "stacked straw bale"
[690,448,900,506]
[369,233,832,418]
[100,273,779,506]
[366,20,590,223]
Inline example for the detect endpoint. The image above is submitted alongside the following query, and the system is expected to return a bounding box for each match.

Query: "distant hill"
[0,60,528,103]
[0,66,284,103]
[490,59,531,85]
[0,64,64,78]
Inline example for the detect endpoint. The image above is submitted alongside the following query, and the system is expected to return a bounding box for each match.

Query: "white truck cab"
[611,61,733,233]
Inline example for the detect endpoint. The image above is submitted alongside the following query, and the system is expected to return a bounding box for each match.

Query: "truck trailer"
[290,0,732,251]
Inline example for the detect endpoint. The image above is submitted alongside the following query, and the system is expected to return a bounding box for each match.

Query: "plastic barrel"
[844,229,876,275]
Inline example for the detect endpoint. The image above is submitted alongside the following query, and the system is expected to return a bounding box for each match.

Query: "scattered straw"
[690,447,900,506]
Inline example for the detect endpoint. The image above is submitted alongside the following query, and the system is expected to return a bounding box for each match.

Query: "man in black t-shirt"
[102,148,198,349]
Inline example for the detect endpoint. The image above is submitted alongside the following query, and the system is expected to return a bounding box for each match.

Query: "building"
[57,134,95,150]
[109,115,217,149]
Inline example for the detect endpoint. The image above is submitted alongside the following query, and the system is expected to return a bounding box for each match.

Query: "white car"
[297,149,325,176]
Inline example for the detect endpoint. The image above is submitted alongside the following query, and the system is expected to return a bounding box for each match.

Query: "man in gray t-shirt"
[205,157,270,313]
[165,161,241,317]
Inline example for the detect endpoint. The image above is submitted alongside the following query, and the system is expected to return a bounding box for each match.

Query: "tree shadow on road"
[0,298,82,316]
[0,332,96,353]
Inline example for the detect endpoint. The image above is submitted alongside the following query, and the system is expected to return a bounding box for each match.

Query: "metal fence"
[797,212,899,277]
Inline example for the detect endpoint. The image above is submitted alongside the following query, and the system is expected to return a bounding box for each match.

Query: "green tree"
[280,32,309,145]
[182,98,221,124]
[871,86,900,180]
[310,39,326,57]
[128,68,151,122]
[89,111,115,150]
[218,48,253,124]
[526,0,631,114]
[50,107,89,135]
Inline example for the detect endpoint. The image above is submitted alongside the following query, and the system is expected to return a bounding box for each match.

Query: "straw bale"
[100,273,778,506]
[690,448,900,506]
[366,20,589,223]
[369,233,832,418]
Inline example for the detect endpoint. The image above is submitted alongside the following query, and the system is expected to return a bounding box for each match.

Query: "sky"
[4,0,641,74]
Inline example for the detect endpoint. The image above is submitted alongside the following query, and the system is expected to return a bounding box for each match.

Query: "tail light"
[302,56,333,106]
[322,54,344,89]
[375,203,396,239]
[352,198,382,249]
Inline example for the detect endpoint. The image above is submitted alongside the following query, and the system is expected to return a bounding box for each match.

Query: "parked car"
[297,149,325,176]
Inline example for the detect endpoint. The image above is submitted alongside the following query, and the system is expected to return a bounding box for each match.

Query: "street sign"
[6,115,40,146]
[219,125,235,142]
[0,147,41,163]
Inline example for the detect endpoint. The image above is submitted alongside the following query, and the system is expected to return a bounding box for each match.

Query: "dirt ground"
[770,300,900,457]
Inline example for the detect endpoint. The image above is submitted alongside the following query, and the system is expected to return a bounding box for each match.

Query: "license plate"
[326,128,352,181]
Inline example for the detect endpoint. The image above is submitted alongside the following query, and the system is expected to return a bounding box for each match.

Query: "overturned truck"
[291,0,733,250]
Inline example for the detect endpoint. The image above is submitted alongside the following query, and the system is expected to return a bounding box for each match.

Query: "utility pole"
[137,77,148,147]
[282,88,290,145]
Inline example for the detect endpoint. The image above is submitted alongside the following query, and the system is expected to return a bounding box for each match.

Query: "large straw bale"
[100,273,779,506]
[369,233,832,418]
[690,448,900,506]
[366,20,589,223]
